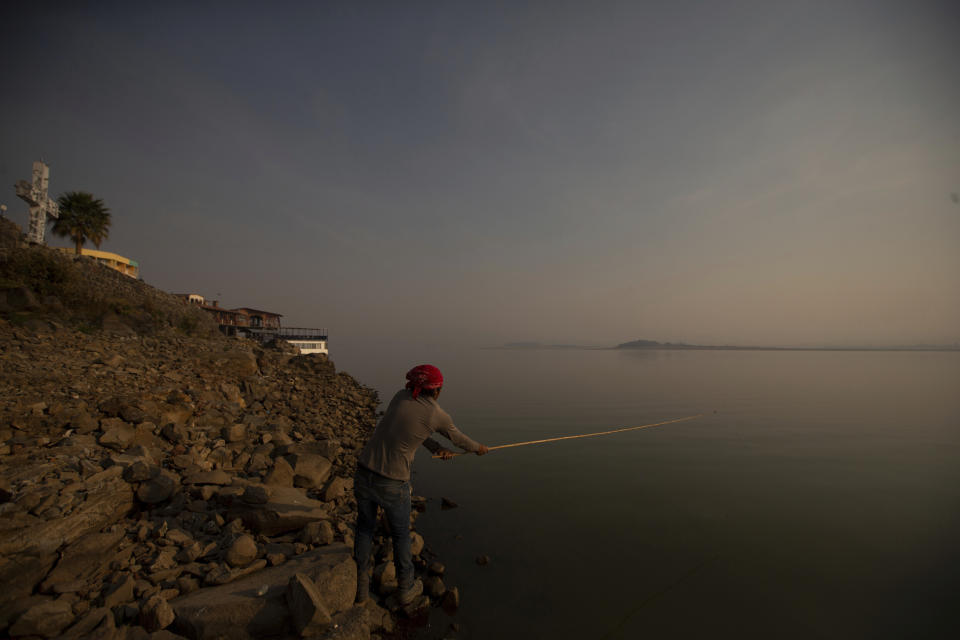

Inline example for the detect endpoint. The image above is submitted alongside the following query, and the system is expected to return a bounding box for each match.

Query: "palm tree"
[52,191,111,255]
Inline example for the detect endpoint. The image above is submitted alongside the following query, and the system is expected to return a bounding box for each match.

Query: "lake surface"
[338,347,960,639]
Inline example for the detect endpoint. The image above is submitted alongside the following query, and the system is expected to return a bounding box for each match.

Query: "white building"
[275,328,328,355]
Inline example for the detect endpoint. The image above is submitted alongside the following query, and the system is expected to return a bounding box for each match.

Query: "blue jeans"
[354,466,414,588]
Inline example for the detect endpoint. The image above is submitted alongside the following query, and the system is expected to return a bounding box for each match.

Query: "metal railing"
[228,326,328,342]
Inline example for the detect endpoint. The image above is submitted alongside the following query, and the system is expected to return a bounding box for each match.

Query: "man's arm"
[435,422,488,455]
[421,437,455,459]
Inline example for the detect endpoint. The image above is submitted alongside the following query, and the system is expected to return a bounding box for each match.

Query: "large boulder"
[8,598,75,638]
[40,528,126,594]
[286,573,332,636]
[0,551,58,603]
[171,545,355,640]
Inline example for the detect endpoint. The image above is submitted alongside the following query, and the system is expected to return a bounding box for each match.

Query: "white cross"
[15,161,59,244]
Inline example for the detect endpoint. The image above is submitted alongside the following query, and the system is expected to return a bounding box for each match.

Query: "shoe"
[396,578,423,605]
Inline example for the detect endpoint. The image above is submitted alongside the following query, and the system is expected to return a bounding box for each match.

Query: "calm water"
[341,347,960,639]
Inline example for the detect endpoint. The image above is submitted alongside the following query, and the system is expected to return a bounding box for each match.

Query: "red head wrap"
[406,364,443,399]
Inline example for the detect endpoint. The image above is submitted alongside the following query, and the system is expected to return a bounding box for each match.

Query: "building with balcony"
[174,294,327,355]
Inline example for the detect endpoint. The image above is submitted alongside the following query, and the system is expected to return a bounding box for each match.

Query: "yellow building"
[59,248,139,278]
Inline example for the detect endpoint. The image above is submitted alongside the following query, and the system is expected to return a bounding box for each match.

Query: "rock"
[140,595,175,632]
[221,424,246,442]
[160,422,188,444]
[70,411,100,434]
[165,528,194,546]
[40,528,126,594]
[299,520,334,546]
[264,456,294,487]
[245,453,270,474]
[476,555,490,566]
[226,487,330,536]
[136,470,179,504]
[225,534,258,568]
[0,551,58,602]
[326,606,371,640]
[197,349,259,378]
[373,562,397,595]
[321,476,351,502]
[360,599,392,634]
[175,541,204,564]
[99,419,135,451]
[151,547,179,572]
[103,574,137,608]
[241,484,272,504]
[441,586,460,612]
[0,469,133,558]
[286,453,332,489]
[205,559,267,586]
[428,561,445,576]
[9,598,75,638]
[122,460,154,483]
[171,545,355,640]
[410,531,425,557]
[286,573,332,636]
[183,470,232,486]
[424,575,446,599]
[62,606,115,638]
[120,404,146,424]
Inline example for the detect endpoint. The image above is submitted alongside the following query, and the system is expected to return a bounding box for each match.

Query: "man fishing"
[354,364,489,605]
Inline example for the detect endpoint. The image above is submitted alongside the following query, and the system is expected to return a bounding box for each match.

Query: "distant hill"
[616,338,959,352]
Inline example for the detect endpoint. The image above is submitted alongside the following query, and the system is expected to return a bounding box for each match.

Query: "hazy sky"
[2,0,958,352]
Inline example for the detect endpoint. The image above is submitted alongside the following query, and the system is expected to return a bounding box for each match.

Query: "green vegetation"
[0,249,71,295]
[51,191,112,255]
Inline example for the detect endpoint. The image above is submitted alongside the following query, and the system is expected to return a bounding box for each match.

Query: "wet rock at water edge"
[410,531,425,557]
[442,586,461,613]
[424,575,446,599]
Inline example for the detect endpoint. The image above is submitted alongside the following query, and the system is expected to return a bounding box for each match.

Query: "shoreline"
[0,223,451,639]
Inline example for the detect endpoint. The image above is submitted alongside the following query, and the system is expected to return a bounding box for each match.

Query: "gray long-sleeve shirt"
[358,389,481,481]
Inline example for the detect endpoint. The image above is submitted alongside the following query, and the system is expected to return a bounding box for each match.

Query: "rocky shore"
[0,219,456,639]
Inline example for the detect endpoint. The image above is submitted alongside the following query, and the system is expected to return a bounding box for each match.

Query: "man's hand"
[476,445,489,456]
[438,450,456,460]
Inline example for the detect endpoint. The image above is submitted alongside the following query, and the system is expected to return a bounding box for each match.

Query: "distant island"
[493,340,959,352]
[616,339,960,352]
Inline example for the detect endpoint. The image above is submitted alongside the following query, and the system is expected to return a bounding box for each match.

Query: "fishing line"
[432,414,702,458]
